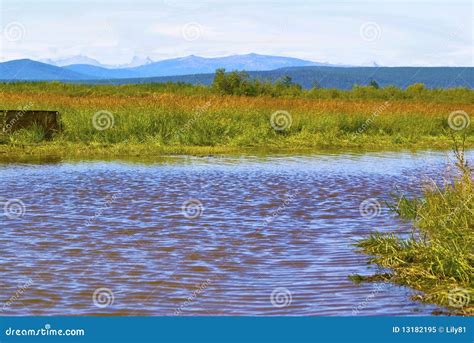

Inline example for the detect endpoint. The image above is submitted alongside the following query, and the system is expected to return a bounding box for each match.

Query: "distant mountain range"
[0,59,90,81]
[0,53,330,81]
[0,53,472,89]
[83,66,473,90]
[40,55,105,67]
[40,55,154,69]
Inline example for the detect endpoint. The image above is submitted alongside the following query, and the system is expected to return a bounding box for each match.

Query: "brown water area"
[1,151,466,316]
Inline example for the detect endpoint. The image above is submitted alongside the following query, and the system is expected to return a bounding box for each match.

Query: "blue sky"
[0,0,472,66]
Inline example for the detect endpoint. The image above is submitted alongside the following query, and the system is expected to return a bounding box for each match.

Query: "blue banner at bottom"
[0,317,472,343]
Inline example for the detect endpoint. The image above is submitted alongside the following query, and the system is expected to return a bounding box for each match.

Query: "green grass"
[0,82,473,160]
[353,138,473,315]
[1,80,473,103]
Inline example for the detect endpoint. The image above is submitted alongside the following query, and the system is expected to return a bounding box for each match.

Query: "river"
[2,150,469,315]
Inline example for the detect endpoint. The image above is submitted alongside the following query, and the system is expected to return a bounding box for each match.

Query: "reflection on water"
[1,151,468,316]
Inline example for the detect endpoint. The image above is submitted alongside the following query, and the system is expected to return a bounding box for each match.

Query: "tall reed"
[355,136,473,314]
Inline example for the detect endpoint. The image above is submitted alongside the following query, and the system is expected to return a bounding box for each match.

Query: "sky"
[0,0,472,66]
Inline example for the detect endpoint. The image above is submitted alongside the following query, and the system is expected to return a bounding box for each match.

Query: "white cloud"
[0,0,472,66]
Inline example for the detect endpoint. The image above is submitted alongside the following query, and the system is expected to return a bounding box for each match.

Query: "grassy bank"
[1,79,474,103]
[354,141,473,315]
[0,82,473,159]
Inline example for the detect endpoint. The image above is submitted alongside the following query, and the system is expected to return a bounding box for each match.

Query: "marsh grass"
[0,83,472,158]
[354,136,473,315]
[7,124,46,144]
[1,82,473,103]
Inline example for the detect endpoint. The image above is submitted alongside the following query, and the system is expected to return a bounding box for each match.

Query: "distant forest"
[82,66,473,90]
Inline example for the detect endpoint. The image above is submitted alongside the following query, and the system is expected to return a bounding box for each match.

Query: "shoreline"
[1,137,472,163]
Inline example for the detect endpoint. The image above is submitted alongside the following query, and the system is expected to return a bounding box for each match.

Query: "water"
[1,150,468,316]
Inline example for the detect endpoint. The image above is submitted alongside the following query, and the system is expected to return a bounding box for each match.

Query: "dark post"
[0,110,61,138]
